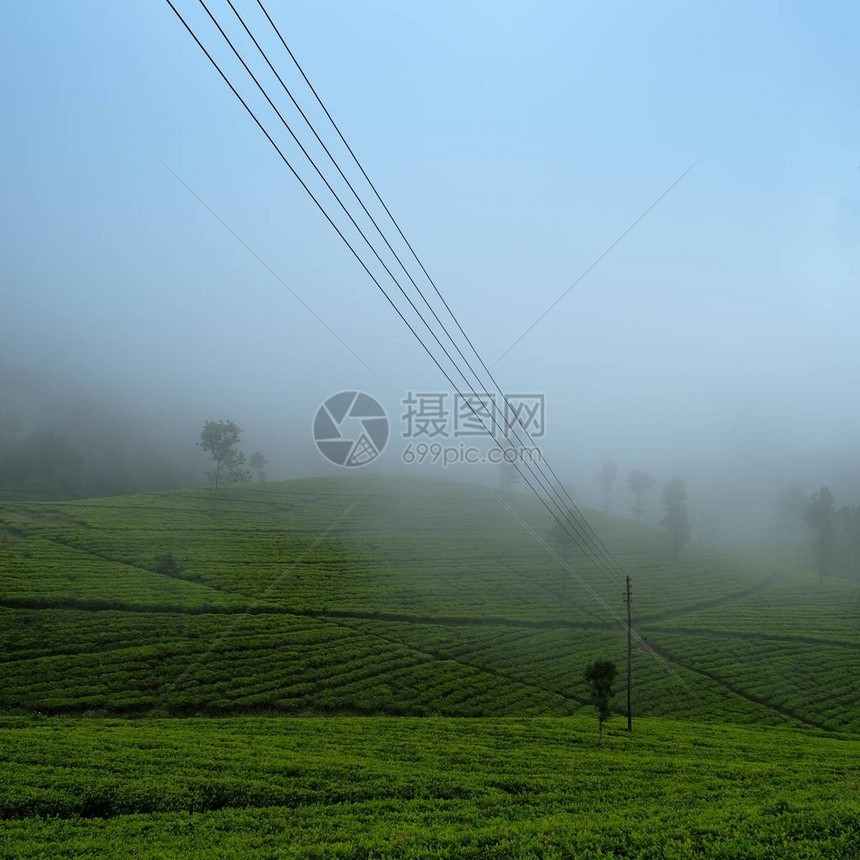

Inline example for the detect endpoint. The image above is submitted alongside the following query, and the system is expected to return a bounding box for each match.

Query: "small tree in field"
[198,420,247,500]
[584,659,617,745]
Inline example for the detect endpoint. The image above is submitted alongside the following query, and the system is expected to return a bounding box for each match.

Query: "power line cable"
[252,0,628,585]
[190,0,625,592]
[166,0,625,601]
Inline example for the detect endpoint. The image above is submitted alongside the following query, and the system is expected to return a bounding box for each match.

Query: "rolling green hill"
[1,475,857,731]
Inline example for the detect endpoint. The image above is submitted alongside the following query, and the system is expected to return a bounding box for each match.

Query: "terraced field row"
[346,619,796,726]
[0,535,242,610]
[0,599,817,726]
[0,477,774,624]
[0,609,573,717]
[653,633,860,732]
[0,500,617,624]
[0,608,201,661]
[650,579,860,644]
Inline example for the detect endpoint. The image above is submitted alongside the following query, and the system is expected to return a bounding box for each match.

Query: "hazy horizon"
[2,0,859,537]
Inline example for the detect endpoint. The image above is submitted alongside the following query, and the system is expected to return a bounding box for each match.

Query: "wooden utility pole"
[625,575,632,732]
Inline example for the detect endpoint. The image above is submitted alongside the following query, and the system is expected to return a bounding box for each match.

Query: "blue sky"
[1,0,858,515]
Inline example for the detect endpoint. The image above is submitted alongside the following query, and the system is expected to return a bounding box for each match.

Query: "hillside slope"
[0,476,857,730]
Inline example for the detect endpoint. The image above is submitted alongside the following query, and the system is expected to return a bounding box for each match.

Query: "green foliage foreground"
[1,715,857,859]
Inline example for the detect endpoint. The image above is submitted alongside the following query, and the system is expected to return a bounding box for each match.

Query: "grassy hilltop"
[1,475,858,857]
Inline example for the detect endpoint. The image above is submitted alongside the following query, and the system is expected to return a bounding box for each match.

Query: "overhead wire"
[251,0,629,586]
[165,0,629,608]
[191,0,627,596]
[167,0,627,612]
[186,0,618,592]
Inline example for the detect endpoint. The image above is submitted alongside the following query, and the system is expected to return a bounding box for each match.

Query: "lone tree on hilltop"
[198,420,248,500]
[627,470,654,524]
[600,460,617,513]
[661,477,690,557]
[584,659,617,745]
[804,486,835,585]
